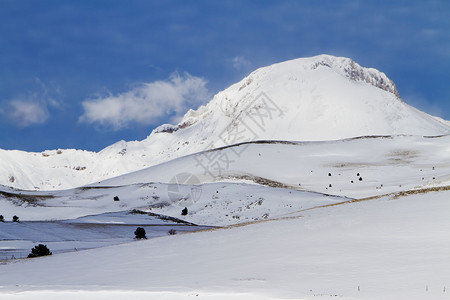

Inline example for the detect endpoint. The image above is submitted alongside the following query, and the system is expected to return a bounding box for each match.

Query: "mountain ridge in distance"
[1,54,449,190]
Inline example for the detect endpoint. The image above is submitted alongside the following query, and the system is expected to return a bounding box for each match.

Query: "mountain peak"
[164,54,447,144]
[2,55,449,191]
[241,55,399,99]
[306,55,399,97]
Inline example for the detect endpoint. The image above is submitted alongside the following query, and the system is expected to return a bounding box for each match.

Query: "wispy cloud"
[1,79,63,128]
[79,72,210,130]
[5,100,49,127]
[231,56,253,71]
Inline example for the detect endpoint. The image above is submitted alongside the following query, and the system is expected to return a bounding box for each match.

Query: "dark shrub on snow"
[28,244,52,258]
[181,207,188,216]
[135,227,147,239]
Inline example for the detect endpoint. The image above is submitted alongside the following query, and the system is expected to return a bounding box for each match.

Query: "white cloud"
[1,79,64,128]
[5,100,49,127]
[231,56,252,71]
[79,72,210,130]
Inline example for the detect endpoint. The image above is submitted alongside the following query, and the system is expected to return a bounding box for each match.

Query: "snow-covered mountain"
[2,54,449,190]
[3,135,449,225]
[2,55,450,300]
[2,134,450,300]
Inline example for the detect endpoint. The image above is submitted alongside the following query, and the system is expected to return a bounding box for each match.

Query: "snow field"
[1,190,450,299]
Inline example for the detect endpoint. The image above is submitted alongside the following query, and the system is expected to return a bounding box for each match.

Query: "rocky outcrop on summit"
[310,56,400,98]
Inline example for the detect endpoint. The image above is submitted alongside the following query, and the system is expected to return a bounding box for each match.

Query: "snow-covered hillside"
[1,184,450,300]
[99,135,450,199]
[2,134,449,226]
[1,134,449,225]
[2,55,449,191]
[2,123,450,299]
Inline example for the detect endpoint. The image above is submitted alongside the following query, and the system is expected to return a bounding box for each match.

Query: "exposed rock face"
[311,55,399,98]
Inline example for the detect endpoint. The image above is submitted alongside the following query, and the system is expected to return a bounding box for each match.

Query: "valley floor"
[1,189,450,300]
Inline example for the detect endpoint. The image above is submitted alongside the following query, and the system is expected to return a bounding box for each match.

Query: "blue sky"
[1,0,450,152]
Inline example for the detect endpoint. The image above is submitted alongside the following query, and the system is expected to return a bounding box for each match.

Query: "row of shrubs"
[2,206,189,224]
[115,195,189,216]
[27,227,178,259]
[2,206,189,223]
[0,215,19,222]
[134,227,177,239]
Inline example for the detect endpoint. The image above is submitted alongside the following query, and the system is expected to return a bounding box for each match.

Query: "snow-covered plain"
[1,188,450,300]
[1,55,450,299]
[0,210,210,260]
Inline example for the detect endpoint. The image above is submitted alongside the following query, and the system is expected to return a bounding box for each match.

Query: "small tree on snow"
[181,207,188,216]
[134,227,147,239]
[28,244,52,258]
[12,215,19,222]
[0,215,4,222]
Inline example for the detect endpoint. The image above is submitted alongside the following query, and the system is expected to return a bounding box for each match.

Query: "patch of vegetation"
[130,209,148,215]
[134,227,147,239]
[345,135,394,141]
[392,185,450,199]
[0,190,53,206]
[221,175,291,189]
[181,207,188,216]
[77,185,123,191]
[200,140,300,156]
[148,202,171,209]
[387,149,420,164]
[28,244,52,258]
[129,209,197,225]
[423,135,447,139]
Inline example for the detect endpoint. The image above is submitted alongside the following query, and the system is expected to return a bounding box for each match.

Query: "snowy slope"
[1,135,449,230]
[0,211,206,260]
[1,55,449,191]
[0,181,344,226]
[1,127,450,299]
[156,55,449,143]
[1,189,450,300]
[3,135,448,221]
[100,135,450,199]
[2,133,448,261]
